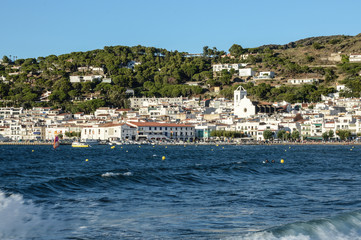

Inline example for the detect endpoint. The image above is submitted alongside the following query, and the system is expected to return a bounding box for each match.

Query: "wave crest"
[101,171,132,177]
[229,211,361,240]
[0,190,57,239]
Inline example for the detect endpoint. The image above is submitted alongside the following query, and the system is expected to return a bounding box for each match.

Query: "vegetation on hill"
[0,33,361,112]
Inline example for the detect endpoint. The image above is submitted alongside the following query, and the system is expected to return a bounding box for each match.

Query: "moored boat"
[71,141,89,148]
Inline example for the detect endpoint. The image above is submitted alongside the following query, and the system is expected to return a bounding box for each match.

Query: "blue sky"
[1,0,361,59]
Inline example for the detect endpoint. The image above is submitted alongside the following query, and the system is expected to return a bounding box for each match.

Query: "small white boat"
[81,139,98,145]
[72,141,89,148]
[109,140,122,145]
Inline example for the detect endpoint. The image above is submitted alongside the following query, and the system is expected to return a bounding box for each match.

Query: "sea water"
[1,144,361,239]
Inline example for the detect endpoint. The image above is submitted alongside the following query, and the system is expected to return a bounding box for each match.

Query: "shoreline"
[0,141,359,146]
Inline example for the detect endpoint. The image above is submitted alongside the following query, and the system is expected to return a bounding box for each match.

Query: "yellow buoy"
[165,146,167,148]
[222,147,224,149]
[162,156,166,161]
[216,144,219,147]
[126,150,128,152]
[139,146,141,148]
[285,150,287,152]
[350,149,353,151]
[111,146,115,149]
[289,147,291,149]
[32,150,34,152]
[153,146,155,148]
[280,159,284,164]
[121,146,123,149]
[85,159,89,162]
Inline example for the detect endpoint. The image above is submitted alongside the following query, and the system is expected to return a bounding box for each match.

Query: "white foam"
[101,172,121,177]
[101,172,132,177]
[227,212,361,240]
[0,190,57,239]
[227,232,310,240]
[123,171,132,176]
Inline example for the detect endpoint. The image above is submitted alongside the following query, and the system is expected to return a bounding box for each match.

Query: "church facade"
[234,86,277,118]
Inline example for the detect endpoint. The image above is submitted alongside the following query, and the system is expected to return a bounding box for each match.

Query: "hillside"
[0,34,361,112]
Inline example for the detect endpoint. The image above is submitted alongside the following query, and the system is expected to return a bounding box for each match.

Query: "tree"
[229,44,244,57]
[328,130,334,139]
[277,130,286,140]
[203,46,209,57]
[322,132,329,141]
[291,131,300,140]
[2,56,10,64]
[284,131,291,140]
[263,130,273,140]
[336,130,351,141]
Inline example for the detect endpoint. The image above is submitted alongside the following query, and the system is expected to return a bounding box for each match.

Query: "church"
[233,86,277,118]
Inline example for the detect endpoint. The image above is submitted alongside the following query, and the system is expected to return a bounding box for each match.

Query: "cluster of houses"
[213,53,361,83]
[0,84,360,143]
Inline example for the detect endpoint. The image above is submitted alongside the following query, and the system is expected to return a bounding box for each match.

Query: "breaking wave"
[0,190,58,240]
[229,211,361,240]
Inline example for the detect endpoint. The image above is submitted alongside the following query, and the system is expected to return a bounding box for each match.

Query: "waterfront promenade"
[0,141,359,146]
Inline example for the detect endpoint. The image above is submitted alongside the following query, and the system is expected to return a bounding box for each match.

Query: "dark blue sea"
[1,144,361,240]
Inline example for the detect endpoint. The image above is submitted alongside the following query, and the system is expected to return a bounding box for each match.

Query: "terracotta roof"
[116,108,131,112]
[128,122,194,127]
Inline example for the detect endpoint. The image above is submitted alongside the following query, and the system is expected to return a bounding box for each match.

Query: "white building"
[70,76,82,83]
[81,123,136,141]
[288,78,319,85]
[349,54,361,62]
[0,75,8,83]
[239,68,255,77]
[102,78,112,83]
[257,123,280,141]
[236,121,260,139]
[212,63,245,72]
[70,75,102,83]
[336,84,350,92]
[90,67,104,72]
[234,86,254,118]
[130,96,185,108]
[127,122,195,141]
[233,86,278,118]
[254,71,275,79]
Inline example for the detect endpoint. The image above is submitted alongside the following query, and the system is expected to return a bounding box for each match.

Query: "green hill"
[0,34,361,112]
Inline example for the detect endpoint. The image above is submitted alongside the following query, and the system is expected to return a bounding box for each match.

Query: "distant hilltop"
[1,33,361,113]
